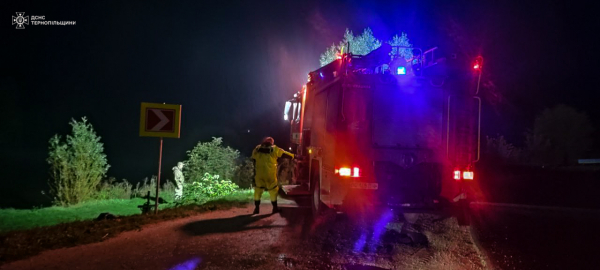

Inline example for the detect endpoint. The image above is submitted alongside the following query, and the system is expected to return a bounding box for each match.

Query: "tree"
[319,27,384,66]
[388,32,413,60]
[319,43,338,67]
[184,137,240,182]
[352,27,381,56]
[525,105,594,165]
[485,134,521,163]
[342,28,354,48]
[47,117,110,205]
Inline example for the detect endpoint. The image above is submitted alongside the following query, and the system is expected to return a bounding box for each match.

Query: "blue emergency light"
[397,66,406,75]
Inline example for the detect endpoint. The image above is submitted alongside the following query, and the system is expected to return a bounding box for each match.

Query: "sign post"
[156,137,163,215]
[140,102,181,214]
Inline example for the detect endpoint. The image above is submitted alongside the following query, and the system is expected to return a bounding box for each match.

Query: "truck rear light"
[338,167,352,176]
[463,171,474,180]
[453,170,461,180]
[336,167,361,177]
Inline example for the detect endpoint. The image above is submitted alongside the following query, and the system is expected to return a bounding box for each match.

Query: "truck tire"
[310,160,323,217]
[311,176,322,216]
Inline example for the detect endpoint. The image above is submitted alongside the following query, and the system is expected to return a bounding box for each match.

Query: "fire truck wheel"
[455,199,471,226]
[311,179,321,216]
[310,165,323,217]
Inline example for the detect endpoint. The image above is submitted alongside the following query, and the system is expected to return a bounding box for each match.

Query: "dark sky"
[1,0,599,207]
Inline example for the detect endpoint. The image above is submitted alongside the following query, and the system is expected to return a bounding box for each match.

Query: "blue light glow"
[397,66,406,75]
[168,258,201,270]
[369,209,394,251]
[352,209,395,253]
[319,72,324,78]
[353,233,367,252]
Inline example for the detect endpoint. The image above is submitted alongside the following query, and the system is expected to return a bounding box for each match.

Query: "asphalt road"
[470,202,600,270]
[1,199,486,270]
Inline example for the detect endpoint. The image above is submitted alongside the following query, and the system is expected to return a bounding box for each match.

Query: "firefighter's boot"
[253,200,260,214]
[271,201,279,214]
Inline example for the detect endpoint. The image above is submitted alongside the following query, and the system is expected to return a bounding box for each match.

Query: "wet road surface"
[471,202,600,270]
[1,200,486,270]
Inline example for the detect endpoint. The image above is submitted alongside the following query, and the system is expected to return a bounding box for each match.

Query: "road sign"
[139,102,182,214]
[139,102,181,138]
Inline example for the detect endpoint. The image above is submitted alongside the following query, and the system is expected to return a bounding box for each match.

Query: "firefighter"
[251,137,294,214]
[173,162,185,200]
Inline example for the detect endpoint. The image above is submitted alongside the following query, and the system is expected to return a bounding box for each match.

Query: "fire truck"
[281,43,483,225]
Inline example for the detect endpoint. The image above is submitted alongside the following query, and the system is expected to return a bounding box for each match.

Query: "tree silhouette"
[525,105,594,165]
[319,28,388,66]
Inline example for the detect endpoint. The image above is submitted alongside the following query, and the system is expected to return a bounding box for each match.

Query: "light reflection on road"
[168,257,201,270]
[353,209,395,252]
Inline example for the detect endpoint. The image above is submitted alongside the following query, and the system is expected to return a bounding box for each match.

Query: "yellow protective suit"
[251,144,294,202]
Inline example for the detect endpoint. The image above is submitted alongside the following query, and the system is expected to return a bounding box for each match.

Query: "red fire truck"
[281,44,483,225]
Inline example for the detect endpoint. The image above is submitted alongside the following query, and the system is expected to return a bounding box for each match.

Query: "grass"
[0,189,254,233]
[0,198,154,232]
[0,189,254,264]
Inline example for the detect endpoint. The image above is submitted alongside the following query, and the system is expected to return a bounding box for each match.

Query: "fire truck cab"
[282,44,482,225]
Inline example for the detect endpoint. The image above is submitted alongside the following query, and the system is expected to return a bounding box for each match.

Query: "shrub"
[184,137,240,183]
[525,105,593,166]
[47,117,110,206]
[96,177,132,200]
[132,176,176,202]
[485,135,521,164]
[133,176,157,198]
[233,158,254,188]
[181,173,239,204]
[161,180,176,202]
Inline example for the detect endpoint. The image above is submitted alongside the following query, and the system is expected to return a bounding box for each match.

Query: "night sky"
[2,0,599,208]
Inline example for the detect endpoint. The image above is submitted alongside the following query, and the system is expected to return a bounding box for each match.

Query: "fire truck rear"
[282,43,483,225]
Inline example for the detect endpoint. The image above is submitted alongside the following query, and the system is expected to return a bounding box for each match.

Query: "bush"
[132,176,157,198]
[484,135,521,164]
[233,158,254,188]
[525,105,594,166]
[161,180,176,202]
[47,117,110,206]
[132,176,176,202]
[181,173,239,204]
[184,137,240,183]
[96,177,132,200]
